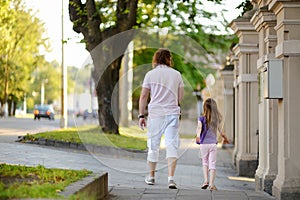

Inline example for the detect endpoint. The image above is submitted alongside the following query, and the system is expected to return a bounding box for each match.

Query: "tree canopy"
[0,0,49,115]
[68,0,239,133]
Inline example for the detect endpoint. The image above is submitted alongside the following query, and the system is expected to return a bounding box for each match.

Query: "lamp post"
[41,79,44,105]
[60,0,68,128]
[41,79,48,105]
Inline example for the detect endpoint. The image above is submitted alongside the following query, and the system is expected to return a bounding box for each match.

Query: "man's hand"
[139,118,147,130]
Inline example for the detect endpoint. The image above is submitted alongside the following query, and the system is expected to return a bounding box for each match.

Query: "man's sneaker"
[168,180,177,189]
[145,176,155,185]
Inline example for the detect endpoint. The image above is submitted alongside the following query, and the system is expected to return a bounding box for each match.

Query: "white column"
[231,55,239,166]
[270,1,300,199]
[220,64,234,145]
[251,3,279,194]
[230,13,259,177]
[41,79,45,105]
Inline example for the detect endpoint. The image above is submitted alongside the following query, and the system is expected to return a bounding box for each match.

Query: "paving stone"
[177,188,211,199]
[212,190,248,200]
[245,190,276,200]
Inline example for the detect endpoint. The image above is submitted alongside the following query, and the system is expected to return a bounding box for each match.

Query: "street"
[0,116,97,143]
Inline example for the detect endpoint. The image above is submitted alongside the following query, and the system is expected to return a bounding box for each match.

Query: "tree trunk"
[13,100,17,116]
[94,57,122,134]
[8,98,12,116]
[2,62,9,117]
[89,33,135,134]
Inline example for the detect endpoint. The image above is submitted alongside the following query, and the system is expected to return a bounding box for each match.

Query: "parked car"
[33,105,55,120]
[83,109,98,120]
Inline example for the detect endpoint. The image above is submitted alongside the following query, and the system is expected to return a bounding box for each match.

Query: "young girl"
[195,98,223,191]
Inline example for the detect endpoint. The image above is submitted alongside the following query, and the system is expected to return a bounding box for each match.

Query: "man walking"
[138,48,184,189]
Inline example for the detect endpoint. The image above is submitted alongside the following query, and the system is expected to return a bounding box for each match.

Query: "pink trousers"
[199,144,217,170]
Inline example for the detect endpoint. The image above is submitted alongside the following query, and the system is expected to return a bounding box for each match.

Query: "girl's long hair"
[152,48,173,68]
[203,98,222,132]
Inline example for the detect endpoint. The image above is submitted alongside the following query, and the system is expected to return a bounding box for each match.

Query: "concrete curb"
[17,136,147,159]
[17,173,108,200]
[60,172,108,199]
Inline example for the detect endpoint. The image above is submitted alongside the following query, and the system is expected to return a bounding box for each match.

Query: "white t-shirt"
[142,65,184,117]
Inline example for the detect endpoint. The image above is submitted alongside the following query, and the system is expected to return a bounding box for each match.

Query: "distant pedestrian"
[195,98,224,191]
[138,48,184,189]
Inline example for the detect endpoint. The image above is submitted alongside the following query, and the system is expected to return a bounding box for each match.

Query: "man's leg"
[167,157,177,177]
[145,151,158,185]
[145,117,164,185]
[148,161,157,177]
[146,149,160,185]
[167,157,177,189]
[165,116,180,189]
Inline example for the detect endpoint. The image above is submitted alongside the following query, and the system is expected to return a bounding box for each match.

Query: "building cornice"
[274,19,300,31]
[276,40,300,57]
[234,74,258,87]
[269,1,300,15]
[230,20,256,35]
[229,9,257,34]
[233,43,259,57]
[251,6,276,31]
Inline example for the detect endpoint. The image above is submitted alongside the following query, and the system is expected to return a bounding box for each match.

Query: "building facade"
[228,0,300,199]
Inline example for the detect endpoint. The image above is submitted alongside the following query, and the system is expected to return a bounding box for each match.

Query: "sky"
[25,0,243,68]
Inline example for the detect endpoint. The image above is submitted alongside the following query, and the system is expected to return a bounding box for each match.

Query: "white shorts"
[146,115,180,162]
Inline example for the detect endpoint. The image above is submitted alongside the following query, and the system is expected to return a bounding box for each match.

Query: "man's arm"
[138,87,150,130]
[139,87,150,115]
[178,86,184,104]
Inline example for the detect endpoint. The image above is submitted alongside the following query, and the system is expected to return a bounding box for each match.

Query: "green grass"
[24,125,148,151]
[23,125,195,151]
[0,163,92,199]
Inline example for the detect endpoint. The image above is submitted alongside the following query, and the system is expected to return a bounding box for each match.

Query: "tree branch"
[85,0,101,50]
[69,0,88,35]
[116,0,138,31]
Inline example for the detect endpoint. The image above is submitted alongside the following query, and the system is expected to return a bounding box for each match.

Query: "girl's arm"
[218,127,230,144]
[195,120,202,144]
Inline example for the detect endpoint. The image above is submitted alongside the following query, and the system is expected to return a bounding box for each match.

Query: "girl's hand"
[220,131,230,144]
[218,128,226,137]
[221,130,226,138]
[195,137,200,144]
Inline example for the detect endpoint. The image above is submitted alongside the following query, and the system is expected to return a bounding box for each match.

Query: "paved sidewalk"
[0,131,275,199]
[106,187,274,200]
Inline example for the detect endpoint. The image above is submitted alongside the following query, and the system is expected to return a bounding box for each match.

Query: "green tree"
[25,61,75,112]
[29,61,61,107]
[68,0,237,134]
[0,0,47,116]
[69,65,92,95]
[237,0,253,17]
